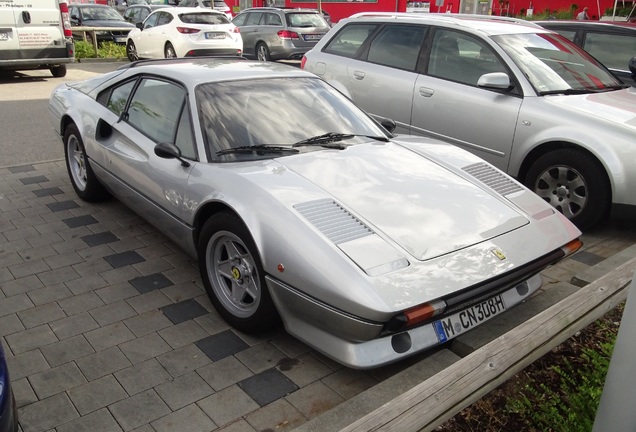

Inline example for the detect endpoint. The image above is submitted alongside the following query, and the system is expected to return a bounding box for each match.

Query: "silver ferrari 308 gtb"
[49,58,582,369]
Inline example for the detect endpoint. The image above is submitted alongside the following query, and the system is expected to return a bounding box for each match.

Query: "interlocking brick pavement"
[1,160,635,432]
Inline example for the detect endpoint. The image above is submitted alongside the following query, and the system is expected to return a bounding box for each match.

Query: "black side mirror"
[136,22,143,30]
[629,56,636,78]
[155,142,190,167]
[381,118,396,133]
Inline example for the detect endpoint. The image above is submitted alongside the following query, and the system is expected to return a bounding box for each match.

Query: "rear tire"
[50,65,67,78]
[256,42,271,61]
[524,148,610,229]
[64,123,109,202]
[165,42,177,58]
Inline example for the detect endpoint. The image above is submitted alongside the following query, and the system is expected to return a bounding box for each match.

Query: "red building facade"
[284,0,629,24]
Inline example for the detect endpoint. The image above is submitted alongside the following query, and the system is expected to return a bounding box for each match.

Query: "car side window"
[264,13,282,26]
[144,12,160,29]
[428,29,506,86]
[100,80,137,117]
[366,25,426,71]
[175,105,196,160]
[123,8,133,22]
[127,79,187,145]
[245,12,263,25]
[156,12,173,26]
[232,14,247,26]
[323,24,379,58]
[553,29,577,42]
[584,32,634,71]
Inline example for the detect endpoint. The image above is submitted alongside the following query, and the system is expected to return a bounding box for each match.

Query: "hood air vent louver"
[294,198,373,245]
[463,162,523,196]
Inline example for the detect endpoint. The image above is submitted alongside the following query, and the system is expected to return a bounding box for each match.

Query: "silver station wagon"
[49,58,581,368]
[302,13,636,229]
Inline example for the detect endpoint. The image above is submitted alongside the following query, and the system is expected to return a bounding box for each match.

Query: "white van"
[0,0,74,77]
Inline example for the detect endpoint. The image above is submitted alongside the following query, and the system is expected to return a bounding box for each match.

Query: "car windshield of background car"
[493,32,620,93]
[180,12,229,24]
[287,13,328,28]
[196,77,386,161]
[83,7,124,21]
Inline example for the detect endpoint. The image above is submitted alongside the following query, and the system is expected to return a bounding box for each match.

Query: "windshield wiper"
[292,132,389,148]
[539,88,601,96]
[216,145,299,156]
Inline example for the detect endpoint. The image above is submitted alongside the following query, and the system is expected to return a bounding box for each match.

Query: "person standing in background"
[577,7,590,20]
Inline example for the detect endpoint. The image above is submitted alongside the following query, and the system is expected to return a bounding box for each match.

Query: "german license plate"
[303,34,322,41]
[114,36,127,43]
[433,295,506,343]
[205,32,225,39]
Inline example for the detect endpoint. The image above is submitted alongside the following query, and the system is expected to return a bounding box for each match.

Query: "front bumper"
[267,272,543,369]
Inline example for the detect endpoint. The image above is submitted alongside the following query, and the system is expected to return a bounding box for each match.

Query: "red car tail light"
[59,1,72,38]
[277,30,300,40]
[177,27,201,34]
[300,56,307,69]
[231,26,240,33]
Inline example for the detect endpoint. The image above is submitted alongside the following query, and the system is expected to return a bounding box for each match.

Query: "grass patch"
[505,341,614,431]
[75,41,127,60]
[442,304,623,431]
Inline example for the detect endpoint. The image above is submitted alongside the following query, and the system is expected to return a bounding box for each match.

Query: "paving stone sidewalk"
[1,160,634,432]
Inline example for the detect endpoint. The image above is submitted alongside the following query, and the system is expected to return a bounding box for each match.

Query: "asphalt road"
[0,61,125,167]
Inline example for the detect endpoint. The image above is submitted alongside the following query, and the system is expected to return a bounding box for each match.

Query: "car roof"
[239,7,324,14]
[343,13,549,36]
[536,20,636,31]
[163,7,224,14]
[73,4,115,7]
[120,57,316,84]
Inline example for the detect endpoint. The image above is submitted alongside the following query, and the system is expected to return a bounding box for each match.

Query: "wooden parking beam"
[342,257,636,432]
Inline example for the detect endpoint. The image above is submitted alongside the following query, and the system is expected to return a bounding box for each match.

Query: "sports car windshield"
[493,32,621,94]
[196,77,389,161]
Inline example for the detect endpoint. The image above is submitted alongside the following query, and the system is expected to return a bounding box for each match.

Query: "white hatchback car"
[126,7,242,60]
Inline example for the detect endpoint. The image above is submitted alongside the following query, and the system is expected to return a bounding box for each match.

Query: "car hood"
[280,143,528,261]
[81,20,135,28]
[546,87,636,128]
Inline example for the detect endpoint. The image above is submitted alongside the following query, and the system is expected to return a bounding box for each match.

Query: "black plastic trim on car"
[119,55,249,70]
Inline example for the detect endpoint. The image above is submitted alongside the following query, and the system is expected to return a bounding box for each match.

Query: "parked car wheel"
[198,212,277,334]
[127,41,139,62]
[50,65,66,78]
[64,124,109,202]
[256,42,270,61]
[165,42,177,58]
[525,148,610,229]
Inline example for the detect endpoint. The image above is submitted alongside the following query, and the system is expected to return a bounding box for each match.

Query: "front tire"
[256,42,271,61]
[126,41,139,62]
[198,212,278,333]
[64,124,108,202]
[525,148,610,229]
[165,42,177,59]
[50,65,66,78]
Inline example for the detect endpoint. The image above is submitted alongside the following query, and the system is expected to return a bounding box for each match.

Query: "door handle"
[353,71,365,80]
[419,87,435,97]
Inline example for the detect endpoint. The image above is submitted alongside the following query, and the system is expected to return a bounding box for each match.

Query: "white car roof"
[344,13,550,36]
[164,6,225,15]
